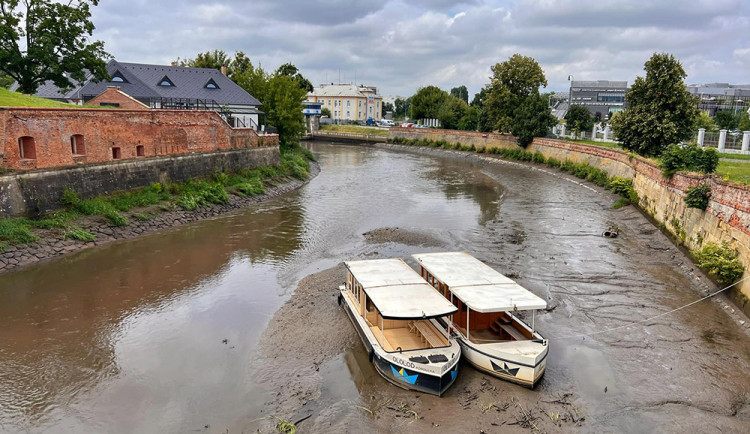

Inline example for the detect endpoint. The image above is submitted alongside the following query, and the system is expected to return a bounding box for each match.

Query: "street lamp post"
[567,75,574,108]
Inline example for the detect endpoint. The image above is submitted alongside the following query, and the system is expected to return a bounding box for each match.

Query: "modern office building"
[688,83,750,116]
[568,80,628,120]
[306,84,383,122]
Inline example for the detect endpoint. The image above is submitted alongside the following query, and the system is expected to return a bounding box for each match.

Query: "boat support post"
[467,307,470,341]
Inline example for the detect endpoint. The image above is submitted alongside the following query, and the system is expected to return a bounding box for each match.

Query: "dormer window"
[204,78,220,89]
[158,75,175,87]
[110,70,128,83]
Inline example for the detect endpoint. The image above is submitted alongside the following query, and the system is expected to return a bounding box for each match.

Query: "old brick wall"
[0,107,279,171]
[86,87,150,110]
[389,128,750,302]
[0,147,281,218]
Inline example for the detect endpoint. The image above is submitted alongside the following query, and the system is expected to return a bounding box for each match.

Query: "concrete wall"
[389,128,750,302]
[0,146,280,218]
[1,107,279,171]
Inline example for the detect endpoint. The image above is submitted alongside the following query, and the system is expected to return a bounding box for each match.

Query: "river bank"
[0,162,320,275]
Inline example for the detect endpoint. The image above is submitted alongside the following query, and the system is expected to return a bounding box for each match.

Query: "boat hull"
[457,337,547,388]
[339,290,460,396]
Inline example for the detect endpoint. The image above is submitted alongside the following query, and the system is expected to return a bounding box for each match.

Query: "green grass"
[0,87,80,108]
[564,138,622,149]
[0,87,117,109]
[716,160,750,184]
[319,124,389,136]
[0,146,316,249]
[719,153,750,161]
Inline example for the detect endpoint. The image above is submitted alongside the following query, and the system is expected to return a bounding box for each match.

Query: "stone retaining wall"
[0,146,280,217]
[388,128,750,303]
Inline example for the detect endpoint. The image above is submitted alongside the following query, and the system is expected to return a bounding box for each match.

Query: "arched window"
[158,75,175,87]
[204,78,220,89]
[18,136,36,159]
[110,70,128,83]
[70,134,85,155]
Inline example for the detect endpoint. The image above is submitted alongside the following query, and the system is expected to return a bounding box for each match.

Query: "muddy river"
[0,142,748,433]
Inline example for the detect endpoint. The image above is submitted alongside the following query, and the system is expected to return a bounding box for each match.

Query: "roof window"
[204,78,220,89]
[158,75,175,87]
[110,70,128,83]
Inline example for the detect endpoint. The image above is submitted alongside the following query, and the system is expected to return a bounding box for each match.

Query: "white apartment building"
[307,84,383,122]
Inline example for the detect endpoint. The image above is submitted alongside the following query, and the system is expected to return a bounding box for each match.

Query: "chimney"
[171,61,176,66]
[221,65,227,76]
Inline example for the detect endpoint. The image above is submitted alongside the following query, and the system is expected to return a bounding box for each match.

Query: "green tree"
[739,112,750,132]
[512,93,556,147]
[610,53,699,157]
[233,61,270,105]
[410,85,449,120]
[275,62,313,92]
[320,107,331,117]
[696,111,715,131]
[484,54,548,132]
[0,70,13,88]
[437,96,469,130]
[181,49,231,70]
[458,106,480,131]
[450,85,469,103]
[714,110,741,130]
[394,97,411,119]
[265,74,306,148]
[382,102,394,114]
[471,87,488,107]
[0,0,109,94]
[565,105,594,139]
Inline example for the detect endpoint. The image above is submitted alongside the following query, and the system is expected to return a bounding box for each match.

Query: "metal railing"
[148,97,260,130]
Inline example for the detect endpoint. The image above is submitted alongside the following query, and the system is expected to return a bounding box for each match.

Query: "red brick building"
[1,107,278,171]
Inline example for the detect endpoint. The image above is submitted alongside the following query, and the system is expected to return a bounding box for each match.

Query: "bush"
[684,184,711,210]
[532,152,546,164]
[608,177,633,196]
[612,198,631,209]
[235,179,266,196]
[659,143,719,176]
[546,157,561,168]
[692,242,745,284]
[60,187,81,207]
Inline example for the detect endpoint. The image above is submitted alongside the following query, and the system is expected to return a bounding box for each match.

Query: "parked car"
[365,117,377,126]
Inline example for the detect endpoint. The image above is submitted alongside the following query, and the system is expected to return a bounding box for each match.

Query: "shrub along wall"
[388,128,750,307]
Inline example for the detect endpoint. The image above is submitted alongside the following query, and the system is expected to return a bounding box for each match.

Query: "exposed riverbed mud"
[363,227,445,247]
[256,263,583,433]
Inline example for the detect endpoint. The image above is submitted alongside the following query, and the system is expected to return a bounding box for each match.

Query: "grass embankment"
[563,138,622,149]
[0,87,79,108]
[319,124,389,136]
[716,160,750,185]
[0,147,315,251]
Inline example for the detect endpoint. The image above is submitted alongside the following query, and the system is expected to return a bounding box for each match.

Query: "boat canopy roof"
[412,252,547,313]
[344,258,458,320]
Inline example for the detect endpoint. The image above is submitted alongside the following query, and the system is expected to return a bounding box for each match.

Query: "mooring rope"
[450,275,750,344]
[549,275,750,340]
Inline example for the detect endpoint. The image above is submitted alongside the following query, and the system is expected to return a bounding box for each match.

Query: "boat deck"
[369,320,449,353]
[456,326,524,344]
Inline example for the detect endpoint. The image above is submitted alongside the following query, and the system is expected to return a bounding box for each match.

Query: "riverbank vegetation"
[692,242,745,285]
[0,147,314,251]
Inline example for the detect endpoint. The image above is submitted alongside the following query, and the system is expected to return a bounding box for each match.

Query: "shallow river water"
[0,142,749,433]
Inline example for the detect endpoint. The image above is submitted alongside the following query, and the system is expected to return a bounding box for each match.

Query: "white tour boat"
[412,252,548,388]
[338,258,461,396]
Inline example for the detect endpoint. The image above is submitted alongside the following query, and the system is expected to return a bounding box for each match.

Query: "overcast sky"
[91,0,750,98]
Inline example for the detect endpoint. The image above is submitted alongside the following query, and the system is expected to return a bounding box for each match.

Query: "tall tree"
[233,60,270,105]
[410,85,449,120]
[610,53,699,157]
[450,85,469,103]
[382,102,394,114]
[512,93,557,148]
[394,97,411,119]
[483,54,548,132]
[714,110,742,130]
[275,62,313,92]
[437,96,469,130]
[180,49,231,71]
[565,105,594,139]
[0,0,109,94]
[458,106,480,131]
[0,70,13,88]
[265,74,307,148]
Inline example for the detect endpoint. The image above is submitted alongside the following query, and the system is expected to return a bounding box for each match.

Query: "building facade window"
[71,134,85,155]
[18,136,36,159]
[112,147,122,159]
[136,145,145,157]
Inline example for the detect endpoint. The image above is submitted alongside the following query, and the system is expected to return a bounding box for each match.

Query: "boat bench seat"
[414,321,444,347]
[500,324,526,341]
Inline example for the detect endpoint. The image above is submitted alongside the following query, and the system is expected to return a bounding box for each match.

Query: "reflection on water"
[0,142,496,432]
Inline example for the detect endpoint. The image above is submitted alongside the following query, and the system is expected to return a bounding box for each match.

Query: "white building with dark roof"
[306,84,383,122]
